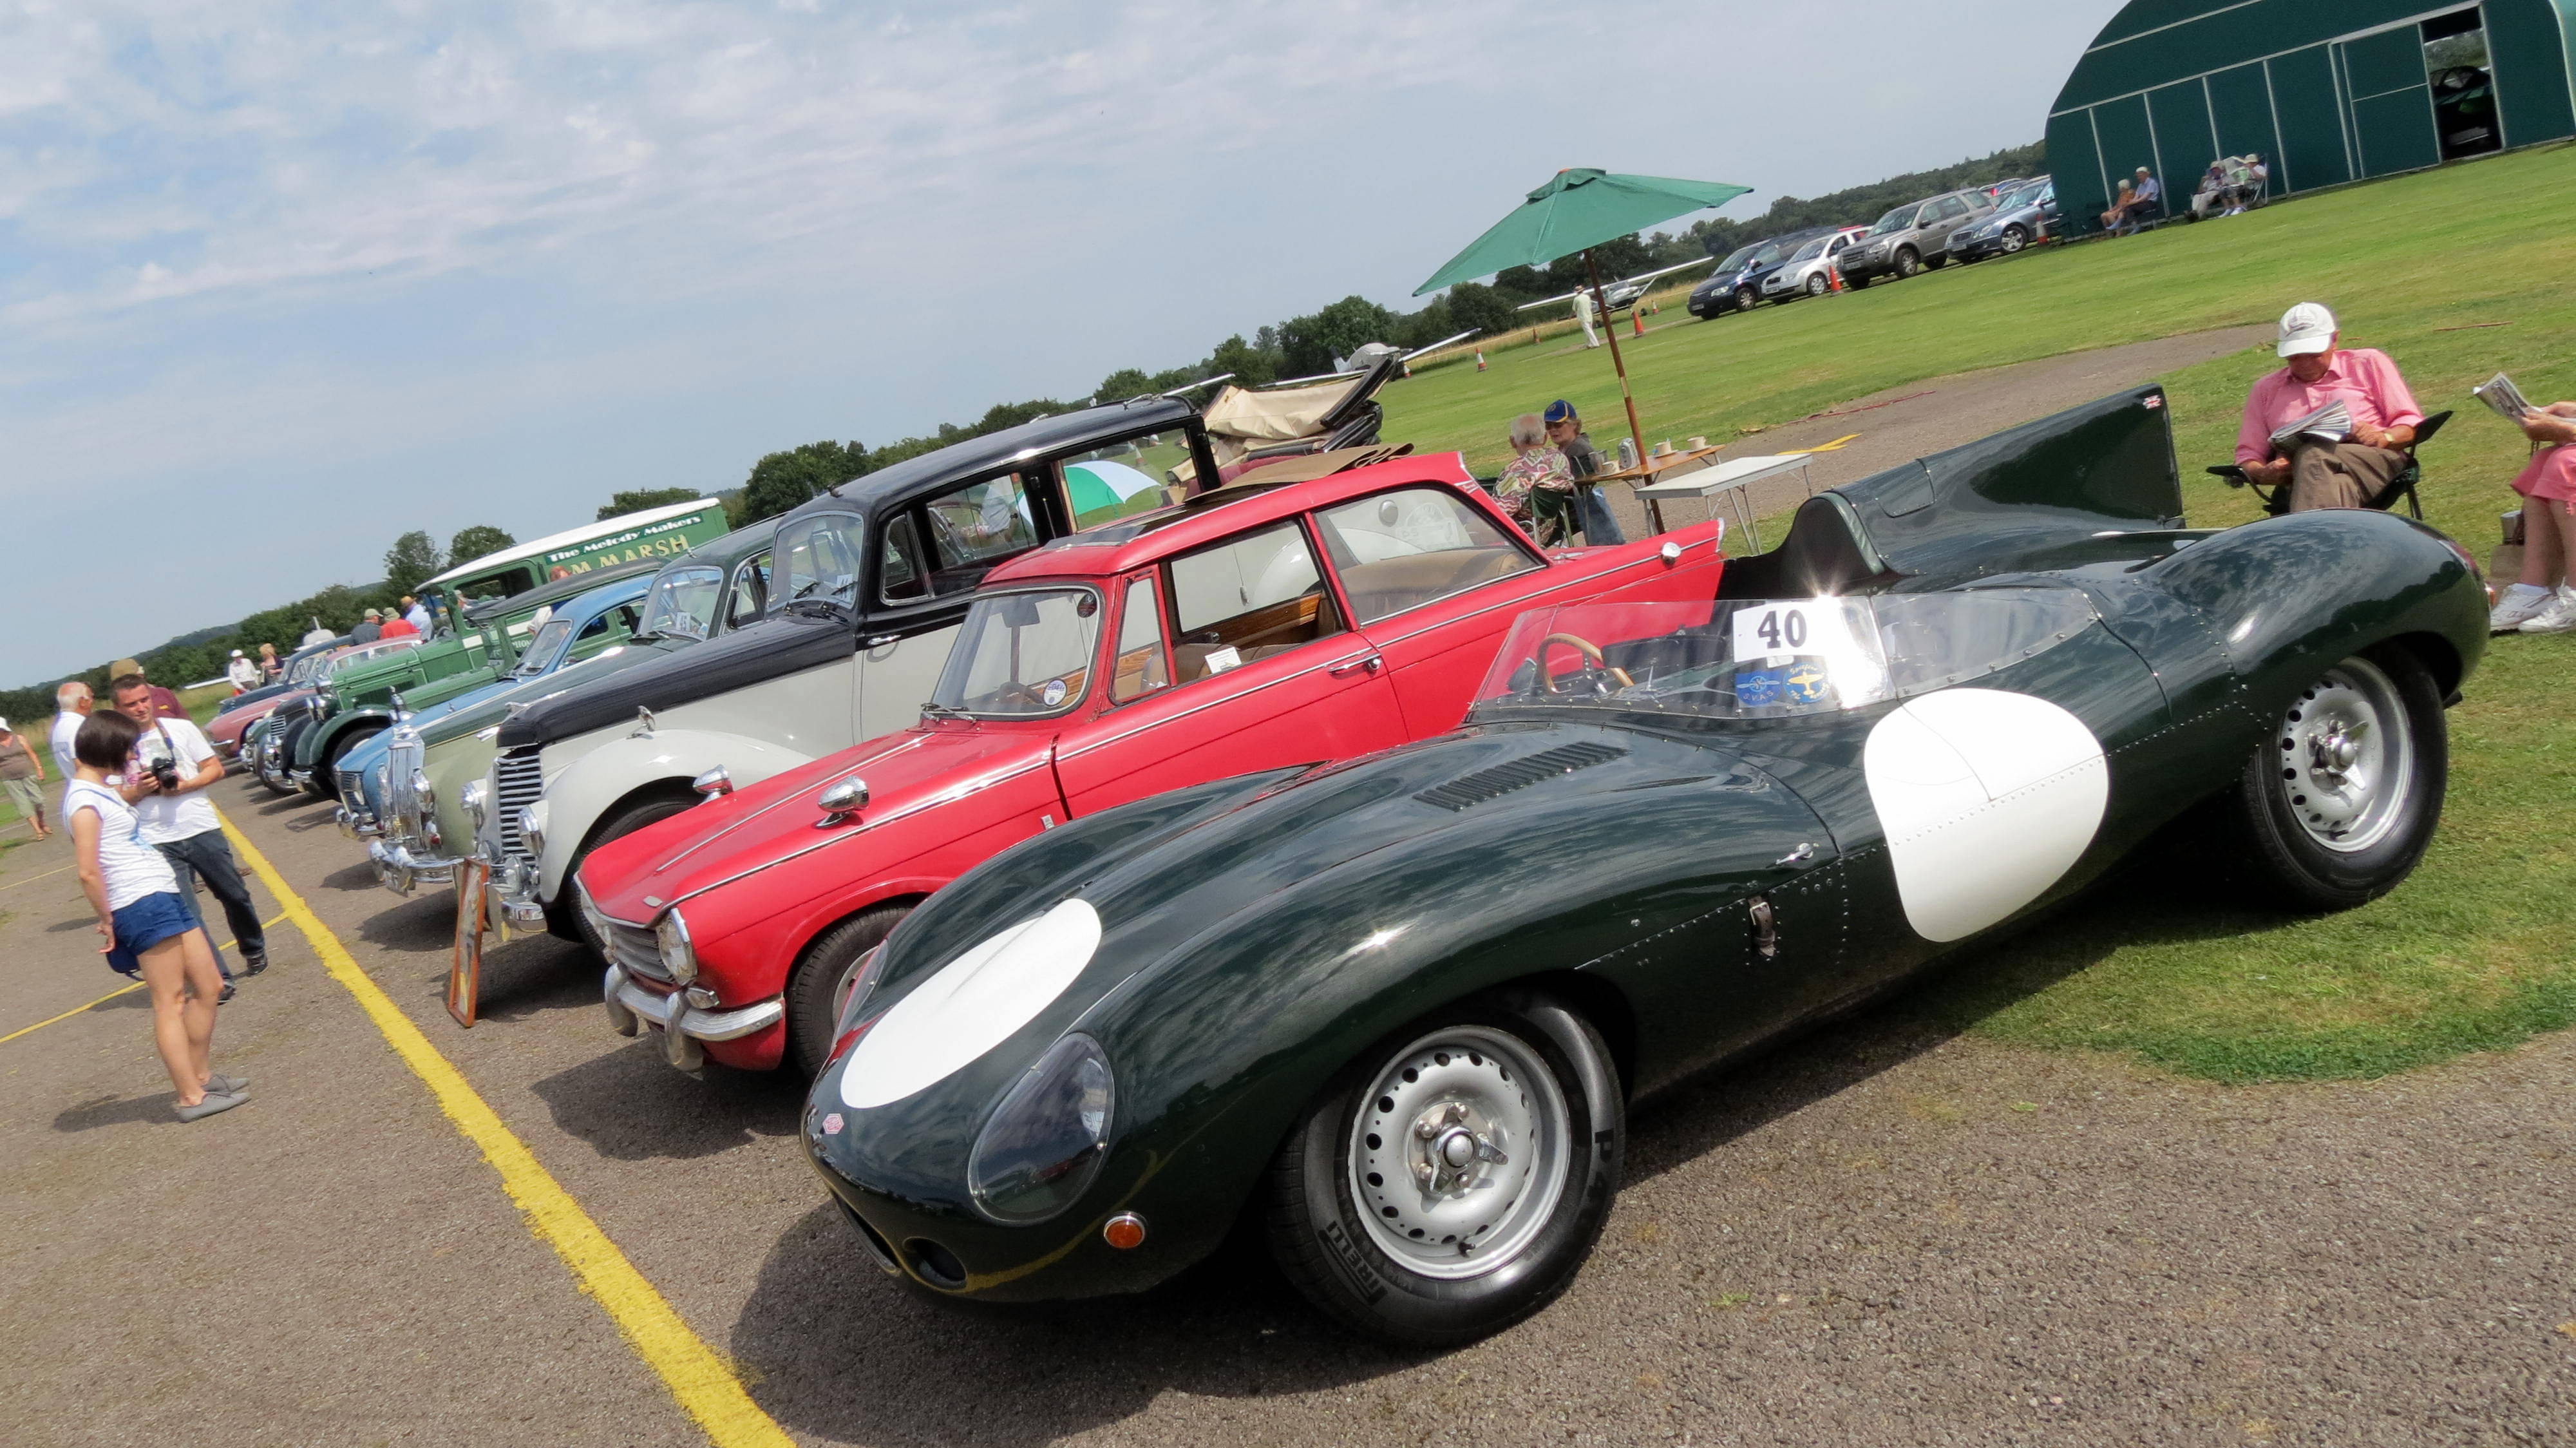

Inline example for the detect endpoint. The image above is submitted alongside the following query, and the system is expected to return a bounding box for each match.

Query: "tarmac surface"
[5,332,2568,1447]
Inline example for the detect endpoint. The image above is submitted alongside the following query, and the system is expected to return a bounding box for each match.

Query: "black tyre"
[566,794,698,957]
[316,725,383,801]
[2224,646,2447,911]
[1842,270,1869,290]
[1894,247,1920,278]
[2000,224,2029,254]
[1803,272,1830,296]
[1734,285,1756,312]
[783,902,914,1078]
[1265,991,1622,1348]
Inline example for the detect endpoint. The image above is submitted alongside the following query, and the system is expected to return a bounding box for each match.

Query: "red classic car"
[577,454,1725,1074]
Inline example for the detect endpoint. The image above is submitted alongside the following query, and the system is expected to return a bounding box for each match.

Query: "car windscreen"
[1470,591,2101,721]
[1870,205,1920,234]
[927,587,1101,718]
[514,619,577,677]
[1716,243,1765,271]
[1788,236,1830,262]
[639,566,724,641]
[775,511,866,609]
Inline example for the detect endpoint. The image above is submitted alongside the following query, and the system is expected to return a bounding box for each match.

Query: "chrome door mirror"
[815,774,869,827]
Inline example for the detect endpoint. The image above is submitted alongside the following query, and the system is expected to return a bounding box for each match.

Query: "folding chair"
[2210,410,2453,519]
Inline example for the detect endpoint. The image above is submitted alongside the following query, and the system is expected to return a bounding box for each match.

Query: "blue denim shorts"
[108,891,196,976]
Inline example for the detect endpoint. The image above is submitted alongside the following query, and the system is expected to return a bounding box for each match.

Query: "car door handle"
[1330,655,1383,678]
[862,634,900,649]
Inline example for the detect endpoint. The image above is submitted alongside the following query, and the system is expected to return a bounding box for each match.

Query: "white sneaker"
[2519,587,2576,634]
[2490,585,2555,632]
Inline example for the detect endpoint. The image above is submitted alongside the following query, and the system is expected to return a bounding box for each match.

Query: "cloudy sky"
[1,0,2106,682]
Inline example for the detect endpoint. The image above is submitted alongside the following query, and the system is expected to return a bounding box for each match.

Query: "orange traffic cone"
[1475,351,1487,372]
[1631,307,1645,338]
[1828,263,1844,294]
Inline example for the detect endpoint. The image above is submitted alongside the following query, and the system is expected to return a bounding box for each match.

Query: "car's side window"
[1314,487,1542,625]
[888,473,1043,602]
[1109,575,1171,703]
[728,557,769,627]
[879,514,927,604]
[1166,521,1343,683]
[1059,435,1184,529]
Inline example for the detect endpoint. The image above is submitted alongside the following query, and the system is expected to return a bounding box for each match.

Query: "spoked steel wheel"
[2224,645,2447,912]
[1348,1025,1571,1279]
[1267,993,1621,1347]
[2275,658,2414,853]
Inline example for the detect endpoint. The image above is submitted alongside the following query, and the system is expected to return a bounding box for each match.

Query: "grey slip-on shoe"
[175,1091,247,1123]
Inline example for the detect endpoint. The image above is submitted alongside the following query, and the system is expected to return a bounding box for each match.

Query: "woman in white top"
[65,710,245,1122]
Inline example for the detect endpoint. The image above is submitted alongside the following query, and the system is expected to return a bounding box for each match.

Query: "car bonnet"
[579,723,1061,929]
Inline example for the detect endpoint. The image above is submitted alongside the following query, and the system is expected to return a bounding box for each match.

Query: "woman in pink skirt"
[2492,400,2576,634]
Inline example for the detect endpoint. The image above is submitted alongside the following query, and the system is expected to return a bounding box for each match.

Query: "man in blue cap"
[1542,400,1625,545]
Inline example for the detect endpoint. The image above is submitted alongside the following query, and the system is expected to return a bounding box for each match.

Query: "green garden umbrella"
[1416,169,1752,466]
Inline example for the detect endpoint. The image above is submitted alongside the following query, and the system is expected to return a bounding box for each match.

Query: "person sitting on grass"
[2233,302,2423,512]
[2488,398,2576,634]
[64,709,246,1123]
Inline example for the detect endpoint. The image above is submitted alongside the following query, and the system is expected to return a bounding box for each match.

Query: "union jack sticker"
[2143,395,2164,409]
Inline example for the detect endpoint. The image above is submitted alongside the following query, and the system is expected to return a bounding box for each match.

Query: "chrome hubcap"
[2276,658,2412,852]
[1350,1025,1569,1279]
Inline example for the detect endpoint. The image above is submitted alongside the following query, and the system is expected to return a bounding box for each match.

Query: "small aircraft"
[1512,257,1714,315]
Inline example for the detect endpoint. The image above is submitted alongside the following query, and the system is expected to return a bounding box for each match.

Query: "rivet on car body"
[1103,1213,1148,1250]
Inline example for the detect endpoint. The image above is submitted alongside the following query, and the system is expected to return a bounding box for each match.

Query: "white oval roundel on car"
[840,897,1103,1110]
[1862,689,2108,943]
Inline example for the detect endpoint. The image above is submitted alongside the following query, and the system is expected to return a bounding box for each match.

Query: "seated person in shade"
[2234,303,2422,512]
[1495,413,1574,546]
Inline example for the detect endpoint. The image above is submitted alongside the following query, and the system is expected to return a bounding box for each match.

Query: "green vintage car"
[366,520,777,895]
[801,386,2487,1344]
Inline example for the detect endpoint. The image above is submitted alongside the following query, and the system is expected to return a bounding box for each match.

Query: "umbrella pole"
[1585,248,1647,466]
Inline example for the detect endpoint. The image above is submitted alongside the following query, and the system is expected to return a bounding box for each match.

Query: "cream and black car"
[473,397,1224,955]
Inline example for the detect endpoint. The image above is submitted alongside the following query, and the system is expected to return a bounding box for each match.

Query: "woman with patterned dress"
[1495,413,1576,546]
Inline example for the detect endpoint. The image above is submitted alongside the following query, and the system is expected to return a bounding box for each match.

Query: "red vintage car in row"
[578,455,1725,1074]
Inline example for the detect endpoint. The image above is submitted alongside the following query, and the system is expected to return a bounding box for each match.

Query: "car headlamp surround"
[518,806,545,857]
[577,880,615,955]
[460,778,489,828]
[656,907,697,984]
[967,1033,1116,1224]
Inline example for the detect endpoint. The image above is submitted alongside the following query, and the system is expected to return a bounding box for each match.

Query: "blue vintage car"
[334,572,652,836]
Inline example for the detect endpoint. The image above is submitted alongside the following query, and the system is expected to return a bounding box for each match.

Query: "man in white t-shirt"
[51,681,91,778]
[224,649,261,692]
[113,677,266,978]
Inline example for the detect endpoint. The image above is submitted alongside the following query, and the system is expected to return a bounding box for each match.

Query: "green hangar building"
[2047,0,2571,229]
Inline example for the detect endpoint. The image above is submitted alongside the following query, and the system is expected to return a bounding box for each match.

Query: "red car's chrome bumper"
[601,963,787,1071]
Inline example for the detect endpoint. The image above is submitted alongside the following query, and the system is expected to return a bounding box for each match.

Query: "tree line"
[5,142,2047,723]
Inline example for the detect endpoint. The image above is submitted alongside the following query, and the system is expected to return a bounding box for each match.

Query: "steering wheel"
[1537,633,1634,694]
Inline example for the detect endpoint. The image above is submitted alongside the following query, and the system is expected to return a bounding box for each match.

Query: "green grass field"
[1387,143,2576,1082]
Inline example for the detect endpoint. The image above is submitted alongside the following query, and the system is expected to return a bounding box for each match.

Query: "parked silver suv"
[1833,189,1996,286]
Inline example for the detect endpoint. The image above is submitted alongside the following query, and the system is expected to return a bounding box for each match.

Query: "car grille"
[493,748,545,861]
[384,732,422,837]
[607,921,670,982]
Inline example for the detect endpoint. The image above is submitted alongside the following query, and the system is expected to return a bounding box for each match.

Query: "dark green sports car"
[800,385,2486,1346]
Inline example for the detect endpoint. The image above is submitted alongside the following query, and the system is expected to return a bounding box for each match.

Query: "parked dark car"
[800,385,2486,1346]
[1685,233,1815,318]
[1951,177,2060,262]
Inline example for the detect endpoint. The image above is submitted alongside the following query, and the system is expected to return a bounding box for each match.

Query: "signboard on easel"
[446,858,491,1027]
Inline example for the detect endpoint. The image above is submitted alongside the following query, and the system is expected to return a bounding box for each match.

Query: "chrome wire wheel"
[1348,1025,1571,1280]
[2276,656,2414,853]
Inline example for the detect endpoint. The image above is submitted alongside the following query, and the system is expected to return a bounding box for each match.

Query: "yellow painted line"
[1782,433,1862,455]
[0,982,143,1043]
[0,863,73,892]
[0,913,288,1045]
[219,812,793,1448]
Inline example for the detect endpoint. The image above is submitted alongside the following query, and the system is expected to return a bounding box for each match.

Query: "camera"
[147,757,182,793]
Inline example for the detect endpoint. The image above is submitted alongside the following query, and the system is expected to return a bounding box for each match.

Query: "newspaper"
[2268,397,2351,452]
[2473,372,2533,421]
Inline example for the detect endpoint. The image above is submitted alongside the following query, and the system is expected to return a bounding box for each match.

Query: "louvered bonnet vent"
[1414,741,1628,810]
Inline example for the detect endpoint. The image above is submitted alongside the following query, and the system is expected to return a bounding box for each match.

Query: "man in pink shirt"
[2235,303,2423,511]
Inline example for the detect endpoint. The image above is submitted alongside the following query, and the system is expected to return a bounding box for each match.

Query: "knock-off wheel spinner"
[2277,658,2414,853]
[1350,1025,1571,1280]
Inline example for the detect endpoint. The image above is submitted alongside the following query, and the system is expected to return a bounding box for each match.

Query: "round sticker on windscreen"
[1041,679,1066,706]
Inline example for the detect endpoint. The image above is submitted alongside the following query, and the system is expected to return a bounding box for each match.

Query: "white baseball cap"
[0,718,11,733]
[2277,301,2337,357]
[230,648,245,657]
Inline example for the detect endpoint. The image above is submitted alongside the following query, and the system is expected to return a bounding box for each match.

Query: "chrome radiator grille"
[493,749,544,861]
[607,922,668,982]
[384,732,424,839]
